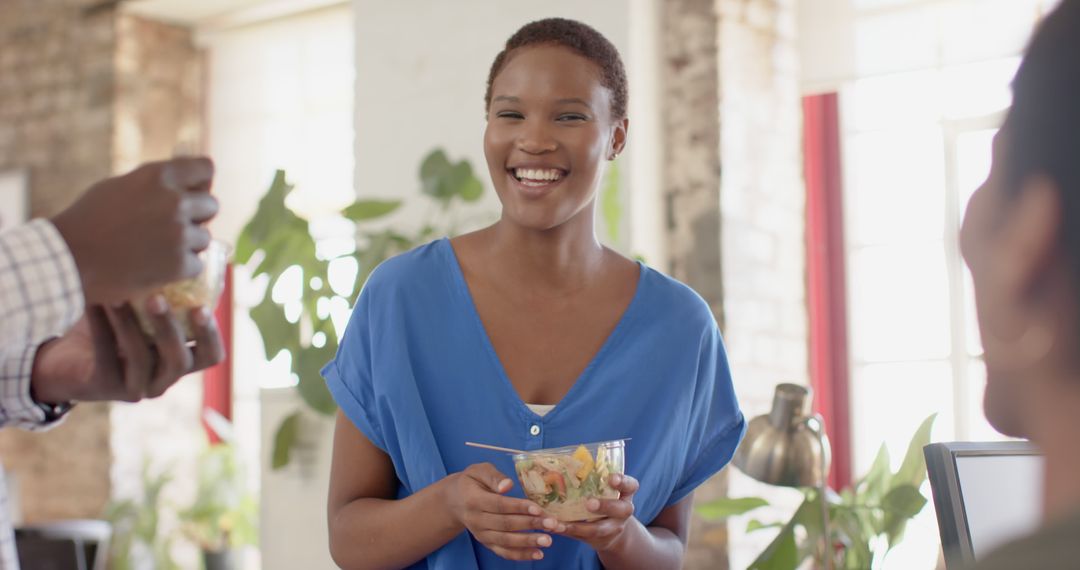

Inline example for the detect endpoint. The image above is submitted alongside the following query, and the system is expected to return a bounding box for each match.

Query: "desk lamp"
[734,383,832,570]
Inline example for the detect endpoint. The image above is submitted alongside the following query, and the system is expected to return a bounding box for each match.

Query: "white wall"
[797,0,857,93]
[200,5,355,570]
[717,1,809,567]
[798,0,1058,93]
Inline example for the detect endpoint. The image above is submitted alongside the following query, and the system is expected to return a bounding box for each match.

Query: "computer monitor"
[924,441,1044,569]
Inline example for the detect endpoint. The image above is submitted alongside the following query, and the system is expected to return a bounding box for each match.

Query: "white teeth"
[514,168,562,182]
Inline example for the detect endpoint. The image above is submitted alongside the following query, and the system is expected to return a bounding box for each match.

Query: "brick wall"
[718,0,806,438]
[113,14,204,170]
[109,13,207,569]
[657,0,731,568]
[717,0,808,568]
[659,0,805,567]
[0,0,203,529]
[0,0,117,523]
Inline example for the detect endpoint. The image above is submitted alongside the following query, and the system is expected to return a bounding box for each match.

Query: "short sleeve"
[321,283,388,453]
[667,325,746,506]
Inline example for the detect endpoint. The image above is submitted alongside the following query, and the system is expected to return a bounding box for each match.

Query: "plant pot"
[203,548,238,570]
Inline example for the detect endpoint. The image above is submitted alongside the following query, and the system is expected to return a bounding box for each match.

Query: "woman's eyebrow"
[556,97,592,109]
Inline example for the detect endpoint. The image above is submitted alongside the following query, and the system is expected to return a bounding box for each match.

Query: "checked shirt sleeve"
[0,219,84,430]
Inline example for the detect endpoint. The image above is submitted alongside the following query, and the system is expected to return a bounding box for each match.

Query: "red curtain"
[804,93,852,490]
[201,263,233,444]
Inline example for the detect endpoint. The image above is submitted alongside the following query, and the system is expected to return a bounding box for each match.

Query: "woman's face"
[483,44,627,232]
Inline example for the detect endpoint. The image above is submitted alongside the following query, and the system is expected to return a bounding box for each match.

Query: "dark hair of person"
[1006,0,1080,276]
[484,18,628,120]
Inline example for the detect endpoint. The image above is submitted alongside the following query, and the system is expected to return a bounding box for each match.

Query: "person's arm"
[327,412,556,570]
[0,220,86,429]
[31,300,225,407]
[554,475,692,569]
[0,157,218,428]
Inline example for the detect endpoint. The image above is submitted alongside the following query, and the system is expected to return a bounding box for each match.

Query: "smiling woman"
[483,42,626,232]
[323,18,745,570]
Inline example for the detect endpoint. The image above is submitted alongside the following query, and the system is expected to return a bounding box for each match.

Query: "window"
[838,1,1058,567]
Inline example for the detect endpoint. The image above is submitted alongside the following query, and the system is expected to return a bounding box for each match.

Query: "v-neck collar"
[439,237,646,422]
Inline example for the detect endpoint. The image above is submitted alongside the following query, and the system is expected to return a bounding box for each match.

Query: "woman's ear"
[609,118,629,160]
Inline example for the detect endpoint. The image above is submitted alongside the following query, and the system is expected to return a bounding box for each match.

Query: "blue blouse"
[323,238,745,569]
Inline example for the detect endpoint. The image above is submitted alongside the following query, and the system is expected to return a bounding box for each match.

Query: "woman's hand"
[445,462,559,561]
[555,473,640,553]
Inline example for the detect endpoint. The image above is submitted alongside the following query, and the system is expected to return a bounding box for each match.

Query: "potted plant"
[104,461,181,570]
[235,149,487,469]
[176,410,258,569]
[698,415,936,569]
[177,441,258,570]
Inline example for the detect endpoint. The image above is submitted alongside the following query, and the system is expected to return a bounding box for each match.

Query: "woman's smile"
[507,165,569,198]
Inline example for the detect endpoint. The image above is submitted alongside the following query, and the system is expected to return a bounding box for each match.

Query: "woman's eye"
[557,114,587,122]
[497,111,524,119]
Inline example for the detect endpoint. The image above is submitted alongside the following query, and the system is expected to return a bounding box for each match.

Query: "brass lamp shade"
[734,383,831,488]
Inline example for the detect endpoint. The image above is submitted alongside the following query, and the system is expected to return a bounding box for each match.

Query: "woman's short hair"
[485,18,628,120]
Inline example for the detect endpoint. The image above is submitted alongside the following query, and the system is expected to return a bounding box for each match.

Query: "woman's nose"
[517,119,557,154]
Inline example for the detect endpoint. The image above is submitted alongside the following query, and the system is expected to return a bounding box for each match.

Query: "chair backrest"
[15,519,111,570]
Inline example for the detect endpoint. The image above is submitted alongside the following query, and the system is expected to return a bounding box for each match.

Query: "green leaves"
[859,443,892,502]
[882,413,936,549]
[104,461,181,569]
[342,199,402,222]
[237,153,487,470]
[420,149,485,204]
[601,159,622,244]
[250,294,297,361]
[749,520,800,570]
[271,411,302,470]
[235,170,315,277]
[696,496,769,520]
[238,170,340,468]
[883,485,927,548]
[296,341,339,416]
[895,414,937,488]
[747,519,784,533]
[178,441,259,550]
[697,414,938,569]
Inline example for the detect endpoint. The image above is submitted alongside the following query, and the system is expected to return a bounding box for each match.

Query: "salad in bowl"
[512,439,626,522]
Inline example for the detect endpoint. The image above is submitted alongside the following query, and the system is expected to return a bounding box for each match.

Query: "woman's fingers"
[464,462,515,494]
[488,543,546,562]
[458,462,556,561]
[587,496,635,520]
[471,512,549,534]
[562,520,621,544]
[609,473,639,497]
[476,525,551,562]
